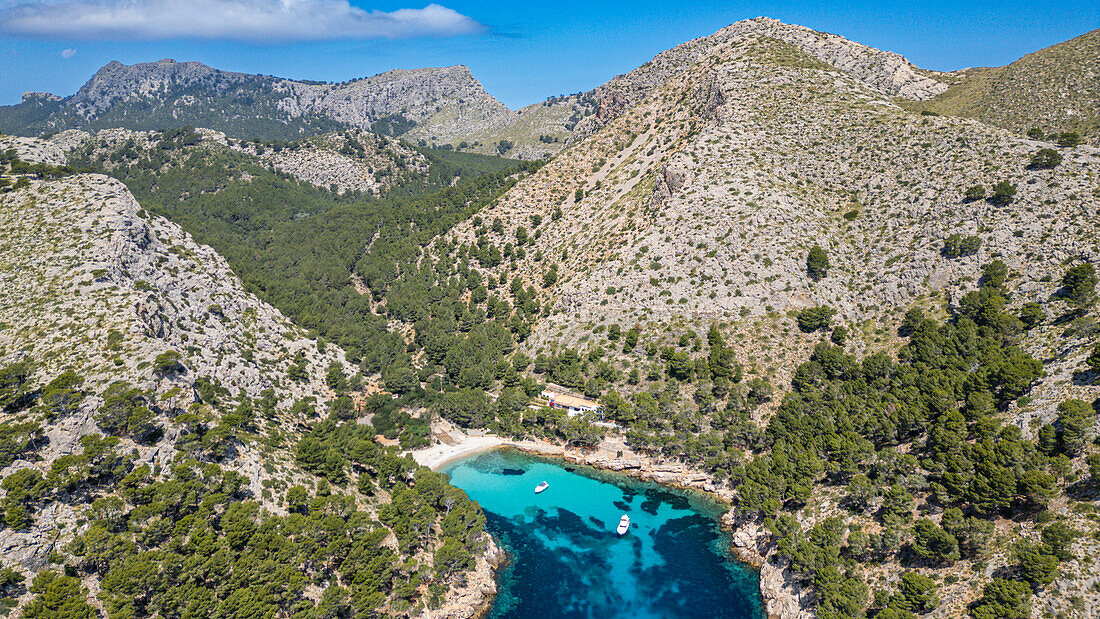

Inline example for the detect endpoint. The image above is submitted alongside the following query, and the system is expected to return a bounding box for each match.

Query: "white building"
[541,389,601,417]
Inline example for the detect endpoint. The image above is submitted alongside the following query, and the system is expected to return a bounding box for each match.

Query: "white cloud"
[60,47,76,57]
[0,0,484,41]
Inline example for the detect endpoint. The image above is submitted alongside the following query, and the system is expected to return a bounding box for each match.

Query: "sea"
[442,448,765,619]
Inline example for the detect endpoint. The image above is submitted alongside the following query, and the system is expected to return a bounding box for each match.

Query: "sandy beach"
[409,435,507,470]
[408,432,566,471]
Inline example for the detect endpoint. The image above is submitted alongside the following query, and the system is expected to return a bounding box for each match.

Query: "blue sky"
[1,0,1097,109]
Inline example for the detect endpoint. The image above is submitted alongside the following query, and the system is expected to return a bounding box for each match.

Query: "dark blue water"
[442,449,764,619]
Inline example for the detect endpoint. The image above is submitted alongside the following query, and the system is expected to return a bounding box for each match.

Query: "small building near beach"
[541,389,601,417]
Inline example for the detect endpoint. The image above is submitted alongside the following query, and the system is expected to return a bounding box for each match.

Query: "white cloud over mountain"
[0,0,484,41]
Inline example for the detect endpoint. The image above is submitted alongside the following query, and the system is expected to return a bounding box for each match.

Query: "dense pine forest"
[0,361,489,616]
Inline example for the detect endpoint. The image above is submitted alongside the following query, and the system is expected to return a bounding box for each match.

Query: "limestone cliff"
[0,136,344,403]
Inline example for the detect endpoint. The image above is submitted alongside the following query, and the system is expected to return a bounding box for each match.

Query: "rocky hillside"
[438,31,1100,618]
[6,19,1089,159]
[0,136,344,404]
[0,137,498,618]
[0,18,959,161]
[565,17,947,143]
[455,32,1099,385]
[419,16,954,156]
[62,126,435,196]
[907,27,1100,145]
[453,17,952,155]
[4,59,347,140]
[0,56,570,159]
[233,129,431,195]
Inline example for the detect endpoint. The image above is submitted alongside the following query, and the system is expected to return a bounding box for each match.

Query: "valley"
[1,14,1099,619]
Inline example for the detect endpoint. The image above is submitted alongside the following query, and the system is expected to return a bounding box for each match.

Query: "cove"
[442,449,765,619]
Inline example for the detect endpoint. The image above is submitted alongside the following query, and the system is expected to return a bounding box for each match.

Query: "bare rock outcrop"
[649,159,689,210]
[0,139,346,404]
[419,536,504,619]
[719,17,947,100]
[693,71,728,119]
[289,65,515,142]
[0,134,68,166]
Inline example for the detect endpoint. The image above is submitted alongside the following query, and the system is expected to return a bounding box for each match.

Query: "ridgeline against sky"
[0,0,1096,109]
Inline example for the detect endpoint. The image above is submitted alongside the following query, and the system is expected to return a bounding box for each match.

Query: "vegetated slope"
[5,60,348,140]
[59,127,536,371]
[426,16,952,158]
[434,32,1100,617]
[908,27,1100,144]
[66,126,429,196]
[0,139,498,618]
[460,33,1099,388]
[424,92,595,160]
[1,58,587,160]
[564,16,947,144]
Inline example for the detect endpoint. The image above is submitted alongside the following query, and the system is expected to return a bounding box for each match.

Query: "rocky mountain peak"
[716,16,947,99]
[288,63,514,142]
[566,17,947,143]
[73,58,235,114]
[1,54,516,146]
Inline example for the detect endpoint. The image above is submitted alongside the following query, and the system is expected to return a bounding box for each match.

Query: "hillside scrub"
[0,360,488,616]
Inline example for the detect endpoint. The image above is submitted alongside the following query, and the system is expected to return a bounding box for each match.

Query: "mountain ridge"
[1,57,517,150]
[6,18,1092,155]
[566,16,948,142]
[0,17,983,157]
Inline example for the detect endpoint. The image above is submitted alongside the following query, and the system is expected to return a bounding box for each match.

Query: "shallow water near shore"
[442,449,764,619]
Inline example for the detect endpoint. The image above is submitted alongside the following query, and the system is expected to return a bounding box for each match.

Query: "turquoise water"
[442,449,764,619]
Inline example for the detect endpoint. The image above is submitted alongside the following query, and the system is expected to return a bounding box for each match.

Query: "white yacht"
[534,481,549,493]
[616,514,630,535]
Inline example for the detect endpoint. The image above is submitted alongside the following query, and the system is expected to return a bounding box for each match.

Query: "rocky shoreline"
[419,535,505,619]
[414,434,813,619]
[546,447,814,619]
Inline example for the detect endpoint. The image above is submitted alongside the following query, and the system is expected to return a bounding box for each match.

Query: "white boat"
[616,514,630,535]
[534,481,549,494]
